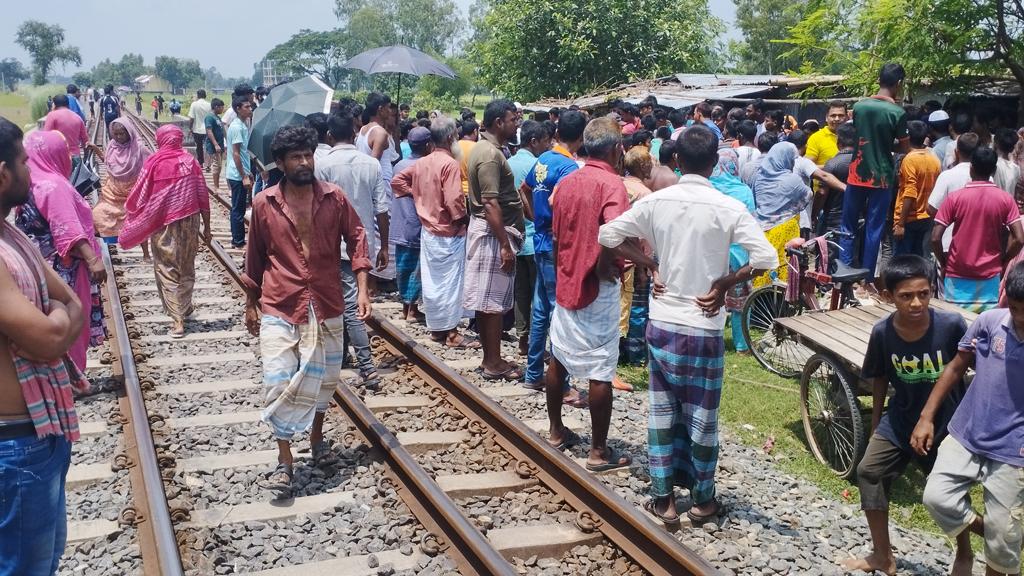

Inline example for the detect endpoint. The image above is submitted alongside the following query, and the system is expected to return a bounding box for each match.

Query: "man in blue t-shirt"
[844,255,969,575]
[226,96,253,248]
[913,260,1024,576]
[520,111,584,397]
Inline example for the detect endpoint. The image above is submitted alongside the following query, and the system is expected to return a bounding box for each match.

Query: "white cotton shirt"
[598,174,778,331]
[995,157,1020,195]
[794,156,818,230]
[188,98,211,135]
[928,162,974,251]
[315,143,391,260]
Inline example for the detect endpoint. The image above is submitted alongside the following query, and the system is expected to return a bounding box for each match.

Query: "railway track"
[63,111,720,575]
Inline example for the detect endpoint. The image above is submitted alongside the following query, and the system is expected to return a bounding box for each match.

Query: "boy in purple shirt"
[911,260,1024,576]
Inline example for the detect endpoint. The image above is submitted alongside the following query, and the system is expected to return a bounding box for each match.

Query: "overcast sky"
[0,0,738,79]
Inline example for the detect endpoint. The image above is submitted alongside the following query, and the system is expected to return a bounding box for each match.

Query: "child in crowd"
[843,254,971,575]
[912,260,1024,576]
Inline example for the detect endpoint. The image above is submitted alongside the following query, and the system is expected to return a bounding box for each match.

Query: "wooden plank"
[805,310,875,346]
[933,299,979,323]
[776,315,866,370]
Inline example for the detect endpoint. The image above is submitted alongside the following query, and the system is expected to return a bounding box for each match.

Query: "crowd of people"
[1,59,1022,575]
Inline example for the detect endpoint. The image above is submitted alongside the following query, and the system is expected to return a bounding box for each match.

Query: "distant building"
[134,74,172,93]
[255,59,283,87]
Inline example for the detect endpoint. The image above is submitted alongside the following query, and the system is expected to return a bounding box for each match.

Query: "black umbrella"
[342,44,456,104]
[249,75,333,168]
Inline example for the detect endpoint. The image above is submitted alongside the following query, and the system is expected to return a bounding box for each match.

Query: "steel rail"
[365,314,723,576]
[102,244,185,576]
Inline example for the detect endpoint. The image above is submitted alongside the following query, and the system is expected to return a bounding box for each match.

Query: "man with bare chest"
[242,125,372,496]
[0,116,90,575]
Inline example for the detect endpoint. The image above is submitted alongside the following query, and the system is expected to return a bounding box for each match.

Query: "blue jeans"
[893,218,932,257]
[839,183,892,279]
[0,434,72,576]
[526,251,556,385]
[228,179,247,247]
[339,260,374,374]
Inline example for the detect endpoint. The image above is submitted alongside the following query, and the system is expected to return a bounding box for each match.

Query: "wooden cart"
[774,300,977,479]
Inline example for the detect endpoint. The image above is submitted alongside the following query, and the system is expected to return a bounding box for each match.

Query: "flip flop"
[686,499,725,525]
[479,364,524,381]
[548,427,582,451]
[447,335,481,350]
[586,447,632,472]
[563,388,589,409]
[521,380,545,392]
[643,499,681,525]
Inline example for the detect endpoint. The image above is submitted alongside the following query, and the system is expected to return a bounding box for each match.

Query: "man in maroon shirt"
[545,117,633,471]
[242,126,372,496]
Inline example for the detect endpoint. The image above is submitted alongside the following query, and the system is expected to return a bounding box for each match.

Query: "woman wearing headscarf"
[92,117,151,258]
[120,125,212,338]
[16,130,106,371]
[618,146,654,379]
[750,142,812,288]
[711,148,757,353]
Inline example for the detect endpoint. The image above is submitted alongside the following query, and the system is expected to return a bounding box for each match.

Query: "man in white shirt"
[315,112,390,391]
[188,89,212,170]
[928,133,980,252]
[598,125,777,526]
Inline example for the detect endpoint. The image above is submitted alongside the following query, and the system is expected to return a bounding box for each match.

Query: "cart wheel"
[800,354,866,479]
[742,284,813,378]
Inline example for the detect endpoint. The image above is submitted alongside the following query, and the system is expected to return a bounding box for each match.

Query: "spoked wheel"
[800,354,866,479]
[741,284,813,378]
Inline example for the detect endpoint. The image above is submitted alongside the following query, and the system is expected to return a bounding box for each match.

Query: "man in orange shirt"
[894,121,941,258]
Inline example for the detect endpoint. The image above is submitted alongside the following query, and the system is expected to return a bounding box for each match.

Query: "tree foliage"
[781,0,1024,104]
[471,0,724,101]
[732,0,809,74]
[267,29,352,89]
[0,58,30,91]
[15,20,82,85]
[333,0,460,55]
[90,53,149,87]
[155,56,203,93]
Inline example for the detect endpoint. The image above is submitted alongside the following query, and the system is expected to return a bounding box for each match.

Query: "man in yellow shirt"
[805,101,850,167]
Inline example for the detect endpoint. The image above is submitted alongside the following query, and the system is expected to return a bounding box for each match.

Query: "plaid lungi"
[647,319,724,505]
[624,271,650,365]
[395,244,421,305]
[550,280,621,382]
[259,303,345,440]
[463,216,523,314]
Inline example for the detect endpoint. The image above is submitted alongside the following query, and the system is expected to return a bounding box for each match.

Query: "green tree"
[0,58,30,91]
[90,54,150,87]
[71,71,93,88]
[733,0,810,74]
[781,0,1024,116]
[15,20,82,85]
[417,55,474,101]
[267,29,352,88]
[471,0,723,101]
[155,56,202,93]
[334,0,460,54]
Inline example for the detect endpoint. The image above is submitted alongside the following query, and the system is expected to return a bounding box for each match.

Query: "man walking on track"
[0,117,89,575]
[599,125,777,525]
[543,117,634,474]
[188,89,212,170]
[99,85,121,136]
[227,97,253,249]
[464,99,526,380]
[392,116,479,349]
[242,125,372,497]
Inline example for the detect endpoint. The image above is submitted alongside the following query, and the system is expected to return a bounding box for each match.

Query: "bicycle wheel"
[800,354,866,479]
[741,284,813,378]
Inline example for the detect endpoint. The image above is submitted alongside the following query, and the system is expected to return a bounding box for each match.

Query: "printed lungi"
[647,319,725,505]
[463,216,523,314]
[944,275,1001,313]
[150,213,200,324]
[420,230,466,332]
[395,244,421,305]
[260,303,345,440]
[549,280,620,382]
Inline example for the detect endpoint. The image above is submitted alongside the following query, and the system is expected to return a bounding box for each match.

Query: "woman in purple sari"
[16,130,106,371]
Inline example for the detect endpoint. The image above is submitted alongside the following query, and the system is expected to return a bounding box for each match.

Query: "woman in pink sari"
[93,117,151,258]
[120,125,212,338]
[15,130,106,371]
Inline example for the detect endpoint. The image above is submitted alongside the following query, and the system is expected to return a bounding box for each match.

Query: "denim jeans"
[228,179,247,247]
[0,434,72,576]
[339,260,374,374]
[839,183,892,279]
[893,218,933,257]
[526,251,557,385]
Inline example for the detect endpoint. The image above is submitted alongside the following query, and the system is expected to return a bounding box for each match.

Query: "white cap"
[928,110,950,123]
[514,101,523,110]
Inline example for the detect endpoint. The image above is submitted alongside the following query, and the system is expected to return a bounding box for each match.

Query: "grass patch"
[0,92,33,129]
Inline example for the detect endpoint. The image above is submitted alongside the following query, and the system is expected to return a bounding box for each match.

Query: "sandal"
[263,463,293,496]
[311,441,339,468]
[563,388,589,409]
[521,380,545,392]
[612,376,634,392]
[447,335,481,350]
[586,447,632,472]
[360,368,382,392]
[548,427,582,451]
[643,499,681,525]
[479,364,524,381]
[686,499,725,525]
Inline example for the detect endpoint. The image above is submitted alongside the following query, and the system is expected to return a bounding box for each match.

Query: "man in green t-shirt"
[839,63,910,287]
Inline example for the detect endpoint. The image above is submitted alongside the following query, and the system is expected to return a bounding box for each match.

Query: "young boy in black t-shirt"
[842,254,972,575]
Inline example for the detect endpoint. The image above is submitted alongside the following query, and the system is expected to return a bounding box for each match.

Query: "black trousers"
[193,133,206,165]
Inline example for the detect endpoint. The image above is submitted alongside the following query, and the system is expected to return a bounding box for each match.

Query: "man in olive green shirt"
[464,99,526,380]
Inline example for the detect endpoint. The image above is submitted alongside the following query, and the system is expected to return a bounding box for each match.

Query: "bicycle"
[741,229,872,378]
